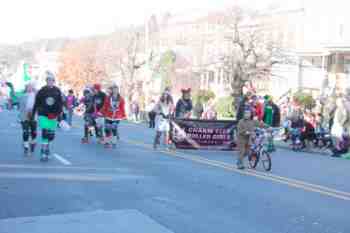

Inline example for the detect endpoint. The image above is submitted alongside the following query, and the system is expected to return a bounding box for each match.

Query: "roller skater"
[32,71,63,162]
[18,82,37,156]
[101,84,126,148]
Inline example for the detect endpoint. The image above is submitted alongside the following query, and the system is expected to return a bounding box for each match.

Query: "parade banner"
[170,119,237,151]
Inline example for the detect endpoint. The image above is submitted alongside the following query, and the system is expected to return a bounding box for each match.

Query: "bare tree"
[113,28,142,103]
[221,6,287,105]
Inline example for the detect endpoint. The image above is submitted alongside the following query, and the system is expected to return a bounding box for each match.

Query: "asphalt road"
[0,110,349,233]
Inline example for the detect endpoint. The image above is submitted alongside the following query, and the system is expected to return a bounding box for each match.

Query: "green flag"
[23,63,31,82]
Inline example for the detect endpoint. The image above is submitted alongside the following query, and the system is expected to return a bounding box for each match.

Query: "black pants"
[104,119,119,137]
[149,111,156,128]
[21,120,37,142]
[83,115,102,139]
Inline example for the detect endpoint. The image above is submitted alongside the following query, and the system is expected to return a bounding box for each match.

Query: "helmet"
[45,71,55,82]
[109,84,119,90]
[93,83,101,91]
[83,88,92,96]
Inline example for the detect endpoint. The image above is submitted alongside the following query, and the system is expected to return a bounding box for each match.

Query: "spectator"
[331,98,348,149]
[175,88,193,119]
[65,89,77,126]
[250,95,264,121]
[263,96,280,127]
[236,95,250,121]
[301,117,316,148]
[131,101,140,122]
[147,100,156,128]
[193,99,204,119]
[271,99,281,127]
[263,95,273,126]
[202,99,217,120]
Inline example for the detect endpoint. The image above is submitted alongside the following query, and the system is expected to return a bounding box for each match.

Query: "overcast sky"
[0,0,320,44]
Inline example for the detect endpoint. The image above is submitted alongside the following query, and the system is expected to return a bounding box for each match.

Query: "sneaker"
[40,156,49,162]
[40,149,48,162]
[98,137,105,144]
[24,146,30,156]
[81,137,89,144]
[45,147,50,157]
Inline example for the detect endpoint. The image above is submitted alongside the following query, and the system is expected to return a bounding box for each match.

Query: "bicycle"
[248,128,272,171]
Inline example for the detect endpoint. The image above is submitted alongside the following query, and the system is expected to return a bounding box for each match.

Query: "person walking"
[18,82,37,156]
[32,71,63,162]
[236,109,266,169]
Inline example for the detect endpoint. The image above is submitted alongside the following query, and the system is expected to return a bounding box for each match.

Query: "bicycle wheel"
[261,150,272,171]
[248,152,259,169]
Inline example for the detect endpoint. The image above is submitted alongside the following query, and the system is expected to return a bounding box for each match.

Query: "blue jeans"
[67,108,74,126]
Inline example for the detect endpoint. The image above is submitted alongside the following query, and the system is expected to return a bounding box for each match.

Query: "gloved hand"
[93,112,103,118]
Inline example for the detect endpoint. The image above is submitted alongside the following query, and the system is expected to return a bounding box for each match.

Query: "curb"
[275,142,331,156]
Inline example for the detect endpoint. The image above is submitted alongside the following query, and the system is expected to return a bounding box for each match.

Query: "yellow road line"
[0,164,122,172]
[123,139,350,201]
[0,172,114,182]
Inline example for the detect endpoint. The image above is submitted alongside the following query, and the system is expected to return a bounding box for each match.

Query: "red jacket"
[101,95,126,120]
[254,102,264,121]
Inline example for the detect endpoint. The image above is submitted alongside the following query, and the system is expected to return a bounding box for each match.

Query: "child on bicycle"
[236,109,267,169]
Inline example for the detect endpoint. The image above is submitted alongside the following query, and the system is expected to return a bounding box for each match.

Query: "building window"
[217,70,222,84]
[202,73,208,88]
[223,71,230,84]
[209,71,215,84]
[344,55,350,65]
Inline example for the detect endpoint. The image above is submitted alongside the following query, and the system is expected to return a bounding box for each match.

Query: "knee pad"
[105,121,112,130]
[31,131,37,139]
[104,128,112,137]
[31,121,37,138]
[112,128,117,136]
[47,130,55,142]
[42,129,55,142]
[23,129,30,140]
[42,129,49,143]
[84,116,93,126]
